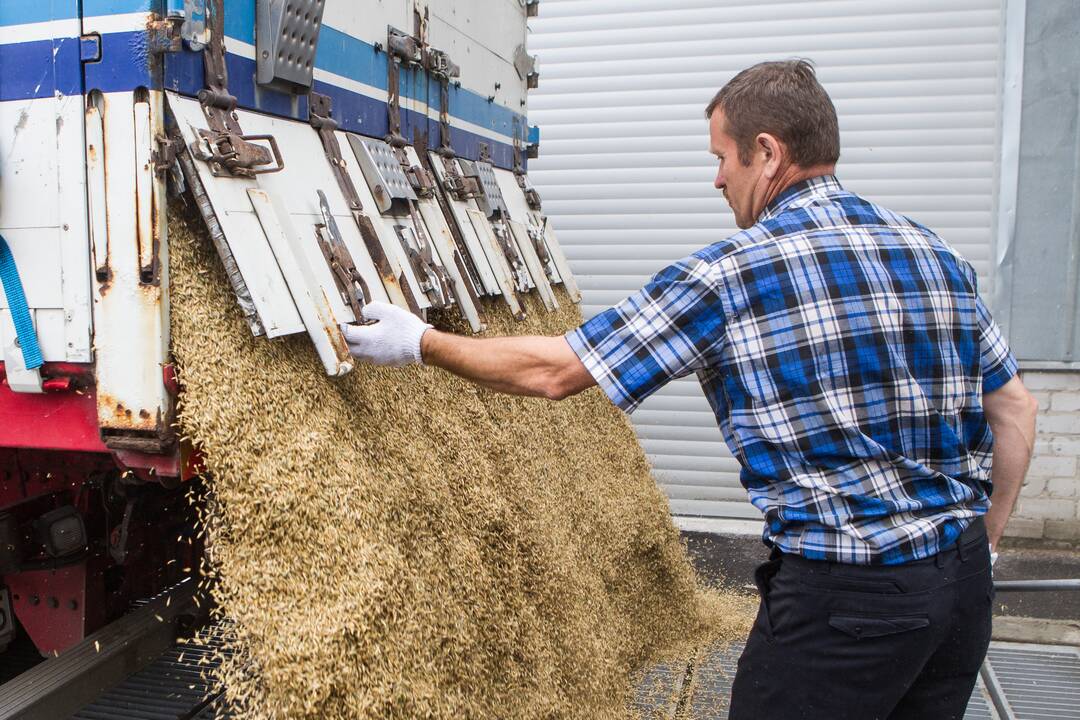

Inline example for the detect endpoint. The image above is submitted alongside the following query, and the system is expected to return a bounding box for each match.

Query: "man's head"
[706,59,840,228]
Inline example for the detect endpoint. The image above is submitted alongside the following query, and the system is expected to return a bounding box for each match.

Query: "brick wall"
[1005,370,1080,541]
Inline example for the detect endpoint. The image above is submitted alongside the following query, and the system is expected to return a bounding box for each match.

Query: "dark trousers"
[729,519,993,720]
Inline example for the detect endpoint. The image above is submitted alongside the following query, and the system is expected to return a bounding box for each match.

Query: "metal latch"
[426,48,460,80]
[527,222,556,280]
[443,161,482,201]
[394,224,453,309]
[315,190,369,321]
[191,127,284,177]
[406,164,436,198]
[194,0,284,178]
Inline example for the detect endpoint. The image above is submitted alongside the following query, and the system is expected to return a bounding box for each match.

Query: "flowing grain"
[168,202,753,720]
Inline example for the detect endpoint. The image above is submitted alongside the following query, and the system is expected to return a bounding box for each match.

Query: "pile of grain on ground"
[168,204,754,720]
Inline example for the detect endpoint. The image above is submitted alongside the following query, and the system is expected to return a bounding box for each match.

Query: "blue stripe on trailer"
[83,30,156,93]
[0,0,155,26]
[0,0,79,26]
[166,49,516,168]
[0,0,526,137]
[0,37,83,100]
[82,0,159,16]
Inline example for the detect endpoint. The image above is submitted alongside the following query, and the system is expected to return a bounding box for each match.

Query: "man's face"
[708,109,766,229]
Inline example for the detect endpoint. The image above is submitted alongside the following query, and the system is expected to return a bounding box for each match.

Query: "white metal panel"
[168,93,401,339]
[0,92,92,363]
[529,0,1004,522]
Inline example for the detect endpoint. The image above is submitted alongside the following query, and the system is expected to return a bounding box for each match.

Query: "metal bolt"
[29,595,39,606]
[68,599,78,611]
[47,596,59,609]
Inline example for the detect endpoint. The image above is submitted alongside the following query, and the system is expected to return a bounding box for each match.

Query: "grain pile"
[168,203,753,720]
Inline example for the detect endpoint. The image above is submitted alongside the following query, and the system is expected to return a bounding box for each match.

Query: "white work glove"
[340,302,432,367]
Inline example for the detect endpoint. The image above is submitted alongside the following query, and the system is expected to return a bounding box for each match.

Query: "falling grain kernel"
[167,203,752,719]
[94,641,100,653]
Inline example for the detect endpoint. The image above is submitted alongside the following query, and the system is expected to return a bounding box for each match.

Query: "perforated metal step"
[632,641,1079,719]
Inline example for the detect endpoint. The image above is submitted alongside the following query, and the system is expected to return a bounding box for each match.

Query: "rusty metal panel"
[539,217,581,303]
[84,90,172,449]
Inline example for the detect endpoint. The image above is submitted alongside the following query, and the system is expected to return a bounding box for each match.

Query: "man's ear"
[756,132,784,178]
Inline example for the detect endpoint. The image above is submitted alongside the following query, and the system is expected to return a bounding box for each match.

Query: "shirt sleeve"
[565,255,727,412]
[976,295,1018,393]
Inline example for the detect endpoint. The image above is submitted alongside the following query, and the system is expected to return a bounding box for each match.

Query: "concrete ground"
[682,530,1080,624]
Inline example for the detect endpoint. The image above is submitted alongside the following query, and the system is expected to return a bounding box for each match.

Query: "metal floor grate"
[632,641,1075,719]
[68,624,232,720]
[986,643,1080,719]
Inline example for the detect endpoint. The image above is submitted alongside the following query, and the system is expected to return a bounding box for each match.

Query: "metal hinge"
[193,0,285,177]
[315,190,370,321]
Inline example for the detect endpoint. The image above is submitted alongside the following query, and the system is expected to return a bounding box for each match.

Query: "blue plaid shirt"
[567,175,1017,565]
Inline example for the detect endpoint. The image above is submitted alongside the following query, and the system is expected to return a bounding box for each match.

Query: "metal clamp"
[315,190,370,322]
[194,0,284,178]
[394,223,453,309]
[190,129,284,177]
[491,223,531,294]
[307,93,418,313]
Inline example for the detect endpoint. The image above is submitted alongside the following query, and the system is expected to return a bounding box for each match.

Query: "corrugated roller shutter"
[528,0,1004,525]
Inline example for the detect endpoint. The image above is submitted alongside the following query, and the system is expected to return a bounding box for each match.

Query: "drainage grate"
[986,643,1080,719]
[631,641,1078,719]
[68,624,232,720]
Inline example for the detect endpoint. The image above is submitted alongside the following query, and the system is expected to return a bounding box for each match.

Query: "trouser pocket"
[828,613,930,639]
[752,557,783,641]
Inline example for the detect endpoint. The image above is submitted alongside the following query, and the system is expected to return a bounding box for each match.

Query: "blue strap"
[0,233,43,370]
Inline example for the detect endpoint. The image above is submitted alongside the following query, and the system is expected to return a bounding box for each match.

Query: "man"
[343,60,1038,719]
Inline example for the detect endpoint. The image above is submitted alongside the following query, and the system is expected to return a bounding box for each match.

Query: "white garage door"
[527,0,1007,530]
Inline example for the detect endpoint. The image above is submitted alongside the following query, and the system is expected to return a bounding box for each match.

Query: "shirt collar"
[759,174,844,222]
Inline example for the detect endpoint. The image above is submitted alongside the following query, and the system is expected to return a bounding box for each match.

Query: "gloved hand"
[340,302,432,367]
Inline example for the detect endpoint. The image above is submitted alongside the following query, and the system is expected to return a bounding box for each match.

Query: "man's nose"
[714,169,725,190]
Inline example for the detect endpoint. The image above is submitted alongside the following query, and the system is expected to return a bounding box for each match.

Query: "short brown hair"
[705,59,839,168]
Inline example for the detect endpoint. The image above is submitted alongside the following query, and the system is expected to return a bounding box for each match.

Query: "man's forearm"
[420,329,595,400]
[983,377,1039,549]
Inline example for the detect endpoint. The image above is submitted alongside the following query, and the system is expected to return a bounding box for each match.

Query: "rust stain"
[97,392,157,431]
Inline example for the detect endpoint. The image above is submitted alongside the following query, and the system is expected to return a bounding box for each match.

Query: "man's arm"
[338,302,595,400]
[421,329,596,400]
[982,374,1039,549]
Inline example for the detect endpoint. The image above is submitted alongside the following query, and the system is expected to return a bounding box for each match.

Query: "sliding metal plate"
[348,135,416,214]
[466,208,525,320]
[255,0,325,92]
[507,219,558,311]
[493,167,563,285]
[458,158,507,219]
[403,147,484,332]
[427,152,501,296]
[539,217,581,303]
